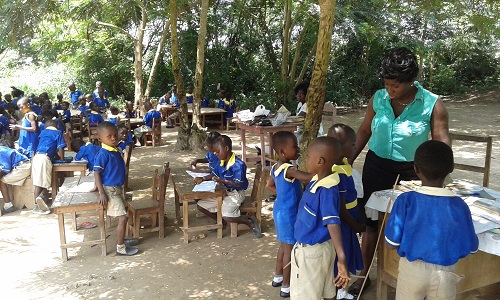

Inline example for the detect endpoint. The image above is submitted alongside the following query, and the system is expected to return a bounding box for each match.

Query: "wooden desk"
[173,174,226,243]
[51,176,106,261]
[367,189,500,298]
[158,106,226,128]
[52,161,87,198]
[121,117,145,127]
[238,123,298,167]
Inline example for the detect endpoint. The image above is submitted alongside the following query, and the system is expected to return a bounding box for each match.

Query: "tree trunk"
[299,0,336,170]
[277,0,292,108]
[144,20,171,98]
[133,6,147,108]
[170,0,189,150]
[190,0,209,150]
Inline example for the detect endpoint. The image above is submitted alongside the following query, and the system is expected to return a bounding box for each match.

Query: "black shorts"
[359,150,418,227]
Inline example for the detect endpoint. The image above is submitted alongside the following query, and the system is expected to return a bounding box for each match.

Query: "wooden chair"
[450,132,493,187]
[230,165,270,237]
[126,162,170,238]
[226,107,239,130]
[144,118,161,147]
[87,122,99,145]
[71,114,83,140]
[123,145,133,191]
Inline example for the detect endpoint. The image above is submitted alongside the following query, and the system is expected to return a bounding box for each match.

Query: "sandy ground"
[0,88,499,300]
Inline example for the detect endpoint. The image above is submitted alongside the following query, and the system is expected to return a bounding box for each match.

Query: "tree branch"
[92,18,136,41]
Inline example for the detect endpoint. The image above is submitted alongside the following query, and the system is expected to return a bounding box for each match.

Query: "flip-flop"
[116,246,139,256]
[79,222,97,229]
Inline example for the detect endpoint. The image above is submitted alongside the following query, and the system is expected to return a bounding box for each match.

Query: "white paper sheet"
[186,170,211,178]
[192,181,216,192]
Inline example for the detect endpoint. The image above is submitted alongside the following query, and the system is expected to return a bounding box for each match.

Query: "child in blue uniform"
[10,97,39,158]
[266,131,312,298]
[94,122,139,256]
[107,106,120,125]
[71,138,101,171]
[93,88,110,109]
[124,101,136,118]
[117,124,134,153]
[68,82,83,107]
[0,107,11,138]
[194,135,261,238]
[61,101,71,131]
[134,102,161,145]
[385,140,479,299]
[190,131,221,174]
[88,102,105,124]
[328,124,365,299]
[31,120,66,213]
[291,137,350,299]
[0,139,31,215]
[217,90,236,123]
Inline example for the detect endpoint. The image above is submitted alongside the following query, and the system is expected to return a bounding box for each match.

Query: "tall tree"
[299,0,337,167]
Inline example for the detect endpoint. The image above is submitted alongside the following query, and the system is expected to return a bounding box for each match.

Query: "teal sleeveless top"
[368,81,438,162]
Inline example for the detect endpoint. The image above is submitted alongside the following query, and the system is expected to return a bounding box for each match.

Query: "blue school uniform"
[108,116,119,125]
[214,153,248,190]
[70,90,83,105]
[93,89,108,100]
[0,101,6,109]
[271,163,303,244]
[75,144,101,170]
[158,96,168,105]
[0,115,10,136]
[294,173,341,245]
[170,94,179,107]
[217,98,236,120]
[206,151,219,175]
[0,146,29,173]
[36,127,66,160]
[125,110,136,118]
[88,111,104,124]
[201,97,210,108]
[93,144,126,186]
[93,97,110,108]
[31,105,42,115]
[332,159,363,275]
[62,110,71,124]
[143,109,161,127]
[117,132,134,152]
[78,105,90,117]
[385,187,479,266]
[18,112,39,158]
[186,93,193,104]
[53,103,63,110]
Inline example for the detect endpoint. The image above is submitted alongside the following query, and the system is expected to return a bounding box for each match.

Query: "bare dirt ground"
[0,87,498,300]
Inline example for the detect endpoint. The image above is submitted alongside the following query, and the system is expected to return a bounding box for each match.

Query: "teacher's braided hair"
[377,47,419,83]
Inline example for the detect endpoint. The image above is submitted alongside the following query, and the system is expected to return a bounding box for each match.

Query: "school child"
[11,87,23,109]
[116,124,134,153]
[190,131,221,174]
[134,102,160,145]
[107,106,120,125]
[170,86,179,106]
[385,140,478,300]
[265,131,313,298]
[194,135,262,238]
[158,93,170,105]
[217,90,236,123]
[6,102,21,122]
[93,81,108,99]
[31,97,43,115]
[124,101,136,118]
[93,88,110,109]
[71,138,101,171]
[0,139,31,215]
[4,94,12,105]
[54,93,63,110]
[77,96,90,120]
[290,137,350,299]
[88,102,105,124]
[9,97,39,158]
[165,89,181,127]
[68,82,83,107]
[31,120,66,213]
[94,121,139,256]
[61,101,72,131]
[0,107,11,138]
[85,94,94,106]
[186,86,194,104]
[0,92,6,109]
[327,124,365,299]
[200,92,211,108]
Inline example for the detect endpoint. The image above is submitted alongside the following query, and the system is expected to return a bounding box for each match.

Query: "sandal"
[348,276,371,296]
[79,222,97,229]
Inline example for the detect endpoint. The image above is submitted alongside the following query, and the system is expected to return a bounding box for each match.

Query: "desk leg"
[98,207,107,257]
[268,132,274,163]
[183,198,189,243]
[57,213,68,261]
[240,128,247,163]
[174,191,181,222]
[202,115,206,128]
[217,195,223,239]
[51,170,58,199]
[260,133,266,167]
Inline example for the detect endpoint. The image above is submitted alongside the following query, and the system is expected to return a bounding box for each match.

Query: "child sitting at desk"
[384,140,478,300]
[93,121,139,256]
[133,102,161,145]
[0,139,31,215]
[71,138,101,171]
[124,101,136,119]
[117,124,134,153]
[31,120,66,214]
[9,97,39,158]
[190,131,221,174]
[107,106,120,125]
[290,137,350,299]
[194,135,262,238]
[88,102,104,124]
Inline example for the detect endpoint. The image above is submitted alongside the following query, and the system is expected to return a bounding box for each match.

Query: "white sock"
[4,202,13,209]
[281,286,290,293]
[273,275,283,283]
[117,244,126,253]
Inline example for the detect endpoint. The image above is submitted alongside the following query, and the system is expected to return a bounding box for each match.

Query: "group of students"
[262,123,478,299]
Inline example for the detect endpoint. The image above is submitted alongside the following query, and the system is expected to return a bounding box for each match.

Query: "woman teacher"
[348,47,450,294]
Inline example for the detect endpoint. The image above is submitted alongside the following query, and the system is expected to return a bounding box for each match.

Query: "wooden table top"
[52,176,99,208]
[173,172,226,201]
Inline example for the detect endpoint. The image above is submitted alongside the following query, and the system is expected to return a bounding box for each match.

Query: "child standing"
[93,88,110,109]
[291,137,350,299]
[61,101,72,132]
[194,135,261,238]
[68,82,83,107]
[327,124,365,299]
[31,120,66,213]
[94,121,139,256]
[10,97,39,158]
[266,131,312,298]
[71,138,101,171]
[385,140,478,299]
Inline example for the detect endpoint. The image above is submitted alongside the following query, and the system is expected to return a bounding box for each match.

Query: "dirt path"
[0,89,498,299]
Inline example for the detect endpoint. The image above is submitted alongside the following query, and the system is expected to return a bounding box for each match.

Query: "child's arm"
[327,224,350,288]
[10,113,37,132]
[212,176,242,189]
[266,176,276,194]
[57,148,65,160]
[190,158,208,169]
[94,170,108,206]
[339,195,366,233]
[286,167,314,182]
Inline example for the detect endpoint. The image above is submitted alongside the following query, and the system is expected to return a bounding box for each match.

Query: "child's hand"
[212,176,223,184]
[354,222,366,233]
[194,177,204,184]
[98,193,108,207]
[190,160,197,169]
[9,124,18,130]
[333,262,351,289]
